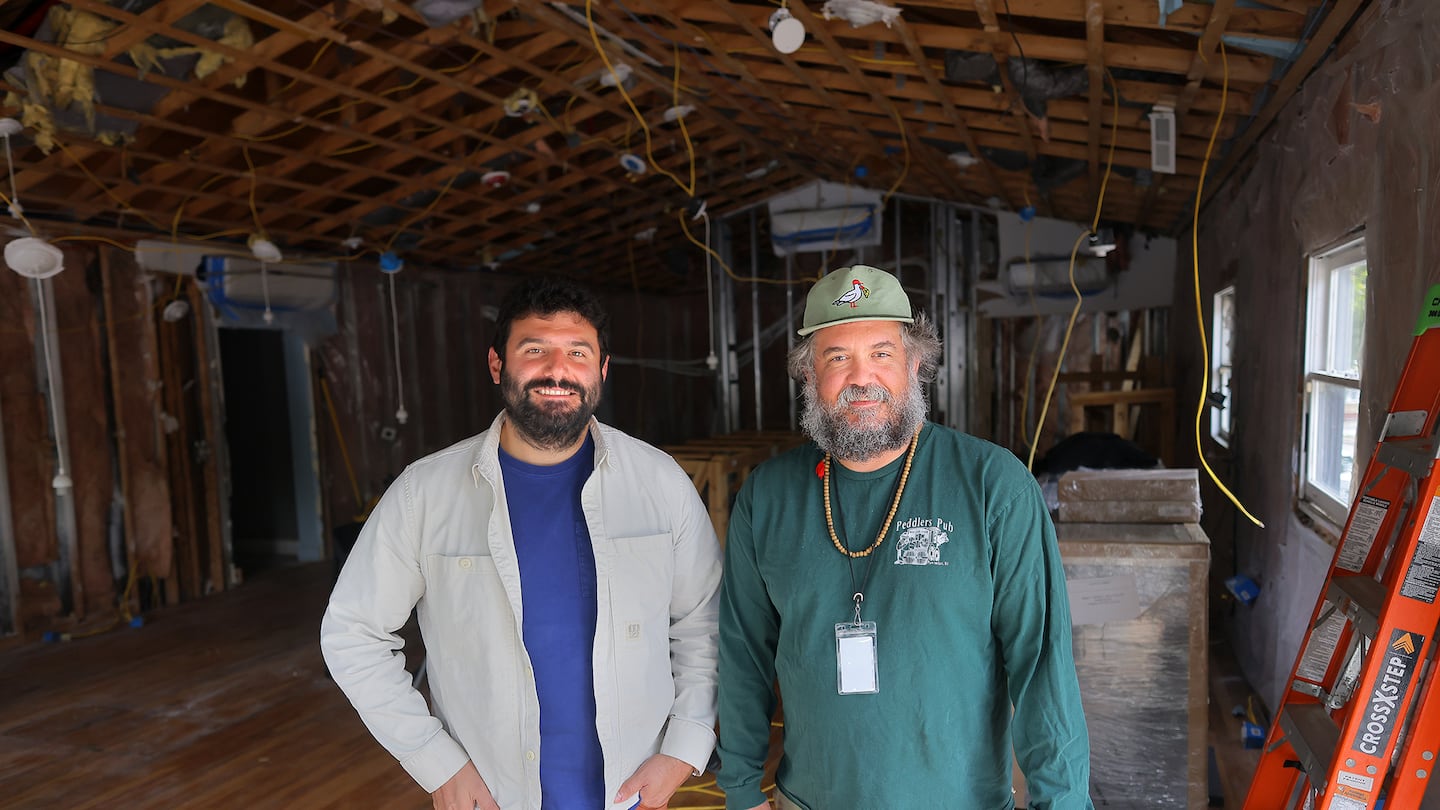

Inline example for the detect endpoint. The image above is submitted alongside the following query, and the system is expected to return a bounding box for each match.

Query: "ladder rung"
[1328,575,1386,639]
[1377,436,1440,479]
[1279,703,1341,792]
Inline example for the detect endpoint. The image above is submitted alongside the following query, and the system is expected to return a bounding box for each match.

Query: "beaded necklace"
[821,425,921,558]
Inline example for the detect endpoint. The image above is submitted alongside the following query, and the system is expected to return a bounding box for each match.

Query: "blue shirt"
[500,435,604,809]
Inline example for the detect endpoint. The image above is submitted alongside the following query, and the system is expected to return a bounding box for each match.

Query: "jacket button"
[459,558,472,570]
[525,750,536,761]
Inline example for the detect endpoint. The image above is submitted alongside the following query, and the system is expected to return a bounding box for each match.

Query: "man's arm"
[715,480,782,810]
[320,469,470,793]
[989,483,1093,810]
[655,467,724,774]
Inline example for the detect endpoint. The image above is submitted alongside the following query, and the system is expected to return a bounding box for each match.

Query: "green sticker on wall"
[1419,284,1440,336]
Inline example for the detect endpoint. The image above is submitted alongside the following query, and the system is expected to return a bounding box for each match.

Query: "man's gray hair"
[786,312,942,383]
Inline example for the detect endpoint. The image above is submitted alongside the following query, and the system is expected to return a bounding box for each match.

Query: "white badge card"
[835,621,879,694]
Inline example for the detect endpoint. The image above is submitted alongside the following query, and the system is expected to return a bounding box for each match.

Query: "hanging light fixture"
[0,119,70,491]
[247,234,282,324]
[379,251,409,426]
[769,5,806,55]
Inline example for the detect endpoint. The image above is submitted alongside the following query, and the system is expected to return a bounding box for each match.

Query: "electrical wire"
[241,145,265,237]
[677,211,812,287]
[1025,71,1120,471]
[585,0,694,197]
[0,127,34,233]
[883,107,911,208]
[0,186,37,235]
[272,39,333,97]
[56,139,164,230]
[1190,41,1264,529]
[387,271,408,425]
[1000,0,1030,112]
[51,234,135,252]
[259,259,274,323]
[672,44,697,197]
[32,277,72,491]
[386,170,463,251]
[1025,229,1091,471]
[171,174,230,241]
[701,209,716,366]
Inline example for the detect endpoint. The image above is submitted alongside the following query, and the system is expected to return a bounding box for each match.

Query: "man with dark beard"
[716,265,1092,809]
[323,277,721,810]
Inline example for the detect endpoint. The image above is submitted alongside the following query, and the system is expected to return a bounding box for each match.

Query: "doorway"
[219,328,322,573]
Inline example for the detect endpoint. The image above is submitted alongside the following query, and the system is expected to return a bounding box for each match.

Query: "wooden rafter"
[1085,0,1105,210]
[892,14,1011,205]
[1136,0,1236,231]
[1192,0,1367,223]
[0,0,1351,287]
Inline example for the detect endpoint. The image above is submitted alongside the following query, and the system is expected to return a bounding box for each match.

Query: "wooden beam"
[1137,0,1237,230]
[1193,0,1365,221]
[859,0,1311,31]
[894,14,1013,206]
[971,0,1045,212]
[671,4,1276,83]
[706,0,935,196]
[782,1,971,201]
[1085,0,1105,208]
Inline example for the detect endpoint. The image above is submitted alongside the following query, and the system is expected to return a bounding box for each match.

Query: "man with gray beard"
[716,265,1092,809]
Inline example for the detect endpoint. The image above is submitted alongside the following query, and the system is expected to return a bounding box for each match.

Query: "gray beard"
[800,377,927,462]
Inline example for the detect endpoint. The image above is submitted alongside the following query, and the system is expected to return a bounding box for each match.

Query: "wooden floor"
[1,563,1259,809]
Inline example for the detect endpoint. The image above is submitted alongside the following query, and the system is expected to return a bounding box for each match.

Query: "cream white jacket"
[320,413,721,809]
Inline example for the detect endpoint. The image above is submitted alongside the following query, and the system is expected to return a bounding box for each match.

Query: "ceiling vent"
[1149,105,1177,175]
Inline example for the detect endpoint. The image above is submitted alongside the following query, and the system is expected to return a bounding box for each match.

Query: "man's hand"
[431,760,499,810]
[742,804,771,810]
[615,753,695,809]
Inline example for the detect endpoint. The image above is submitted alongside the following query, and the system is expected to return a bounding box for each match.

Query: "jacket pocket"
[604,532,674,623]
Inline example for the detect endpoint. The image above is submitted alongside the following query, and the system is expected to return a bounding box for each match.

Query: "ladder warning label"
[1326,790,1367,810]
[1400,496,1440,603]
[1296,603,1345,683]
[1350,628,1424,757]
[1338,496,1390,572]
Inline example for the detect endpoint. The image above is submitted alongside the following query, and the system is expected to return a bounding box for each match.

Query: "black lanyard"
[828,463,905,619]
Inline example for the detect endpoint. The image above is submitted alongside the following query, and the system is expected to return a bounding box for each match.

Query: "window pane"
[1321,261,1367,377]
[1213,365,1233,442]
[1307,380,1362,506]
[1212,286,1236,445]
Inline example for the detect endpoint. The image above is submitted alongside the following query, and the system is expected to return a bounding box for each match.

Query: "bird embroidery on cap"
[832,278,870,309]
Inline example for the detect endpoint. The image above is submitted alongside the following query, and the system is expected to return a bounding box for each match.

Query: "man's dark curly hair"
[491,275,611,361]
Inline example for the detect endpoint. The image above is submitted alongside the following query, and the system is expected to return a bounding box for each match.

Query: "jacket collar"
[471,410,613,488]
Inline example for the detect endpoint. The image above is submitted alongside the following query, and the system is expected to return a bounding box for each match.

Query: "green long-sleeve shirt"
[717,423,1092,809]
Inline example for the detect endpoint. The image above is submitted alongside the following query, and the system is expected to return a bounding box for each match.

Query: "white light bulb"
[769,9,806,54]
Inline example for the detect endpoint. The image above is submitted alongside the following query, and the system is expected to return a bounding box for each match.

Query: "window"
[1301,237,1367,526]
[1211,286,1236,447]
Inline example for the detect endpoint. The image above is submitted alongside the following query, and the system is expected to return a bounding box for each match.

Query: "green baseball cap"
[798,264,913,336]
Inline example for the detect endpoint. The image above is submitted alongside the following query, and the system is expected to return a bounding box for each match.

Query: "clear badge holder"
[835,620,879,695]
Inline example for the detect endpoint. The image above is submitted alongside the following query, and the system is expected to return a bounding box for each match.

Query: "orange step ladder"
[1244,284,1440,810]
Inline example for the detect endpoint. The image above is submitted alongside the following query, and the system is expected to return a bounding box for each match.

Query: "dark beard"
[800,378,926,462]
[500,369,600,451]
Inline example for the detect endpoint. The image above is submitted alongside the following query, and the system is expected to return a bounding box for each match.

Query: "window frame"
[1299,236,1367,527]
[1210,285,1236,448]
